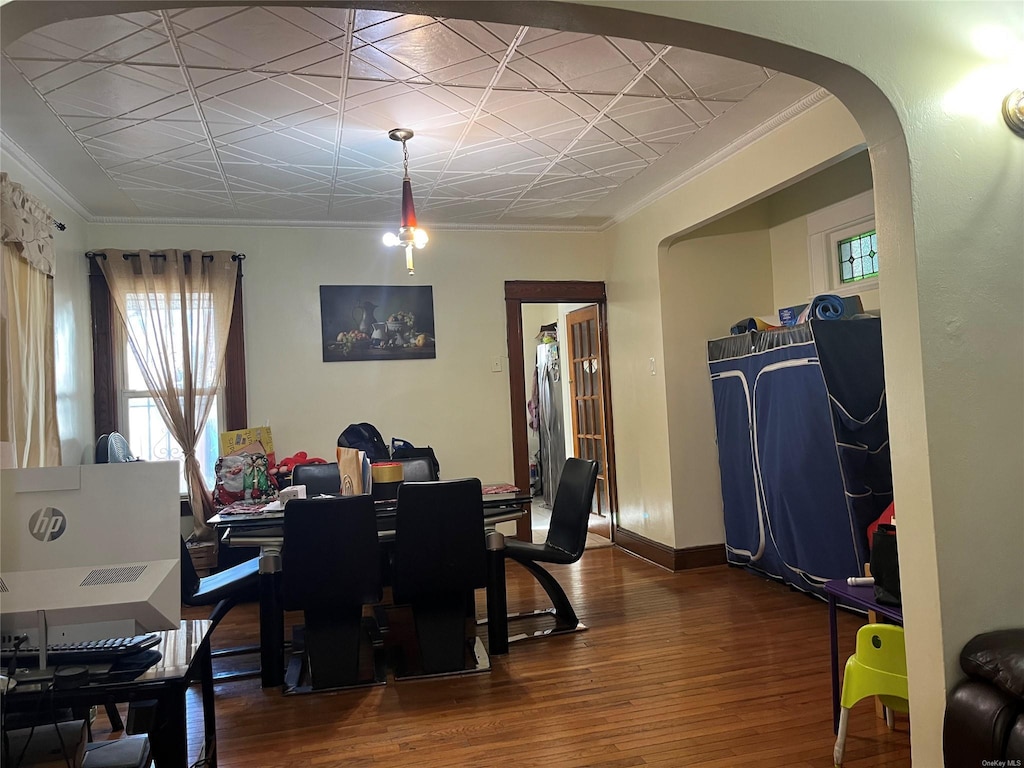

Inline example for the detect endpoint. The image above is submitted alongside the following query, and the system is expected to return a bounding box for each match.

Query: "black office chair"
[394,455,438,482]
[180,538,260,680]
[502,457,598,641]
[290,462,342,495]
[281,495,384,692]
[392,478,489,677]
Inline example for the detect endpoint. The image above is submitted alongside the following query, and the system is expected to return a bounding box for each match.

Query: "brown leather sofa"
[943,628,1024,767]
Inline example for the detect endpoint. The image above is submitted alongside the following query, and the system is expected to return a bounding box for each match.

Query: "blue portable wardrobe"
[707,319,892,595]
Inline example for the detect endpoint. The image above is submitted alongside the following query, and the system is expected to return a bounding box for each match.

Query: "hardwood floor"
[109,548,911,766]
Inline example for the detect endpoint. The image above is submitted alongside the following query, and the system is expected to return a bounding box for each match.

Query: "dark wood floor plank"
[93,547,910,767]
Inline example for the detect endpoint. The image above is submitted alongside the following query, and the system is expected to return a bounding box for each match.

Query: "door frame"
[504,280,618,542]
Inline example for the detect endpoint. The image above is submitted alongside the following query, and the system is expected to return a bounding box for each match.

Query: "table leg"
[829,593,840,733]
[259,547,284,688]
[149,687,187,768]
[485,529,509,656]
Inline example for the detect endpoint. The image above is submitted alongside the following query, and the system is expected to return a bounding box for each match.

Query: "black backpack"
[337,422,390,463]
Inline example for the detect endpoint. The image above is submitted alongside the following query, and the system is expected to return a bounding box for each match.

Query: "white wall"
[84,223,608,484]
[661,230,775,548]
[1,147,93,465]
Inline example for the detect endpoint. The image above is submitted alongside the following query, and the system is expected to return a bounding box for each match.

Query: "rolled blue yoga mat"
[811,294,846,320]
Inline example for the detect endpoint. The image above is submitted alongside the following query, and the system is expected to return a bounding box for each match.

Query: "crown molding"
[88,215,605,233]
[603,88,835,231]
[0,131,93,222]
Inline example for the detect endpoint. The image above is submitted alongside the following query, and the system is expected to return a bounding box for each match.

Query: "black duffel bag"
[870,523,901,606]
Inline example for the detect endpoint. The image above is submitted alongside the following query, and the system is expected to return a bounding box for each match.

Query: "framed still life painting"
[320,284,436,362]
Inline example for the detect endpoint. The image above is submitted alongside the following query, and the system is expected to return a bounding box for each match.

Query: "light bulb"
[383,232,399,247]
[413,228,429,248]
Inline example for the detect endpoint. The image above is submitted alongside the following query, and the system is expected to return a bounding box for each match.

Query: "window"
[807,190,878,298]
[837,230,878,283]
[116,295,222,493]
[89,254,246,511]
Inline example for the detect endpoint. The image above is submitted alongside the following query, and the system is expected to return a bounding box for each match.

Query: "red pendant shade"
[401,178,417,229]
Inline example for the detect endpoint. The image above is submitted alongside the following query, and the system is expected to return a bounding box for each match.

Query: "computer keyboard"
[1,634,160,667]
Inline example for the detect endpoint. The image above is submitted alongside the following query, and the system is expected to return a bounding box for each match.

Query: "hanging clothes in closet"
[536,332,566,507]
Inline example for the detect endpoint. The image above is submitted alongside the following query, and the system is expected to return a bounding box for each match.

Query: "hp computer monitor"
[1,461,181,647]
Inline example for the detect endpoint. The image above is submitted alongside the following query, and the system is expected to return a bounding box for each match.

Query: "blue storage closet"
[707,319,892,595]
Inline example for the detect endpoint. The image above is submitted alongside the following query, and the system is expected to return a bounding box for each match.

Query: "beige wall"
[1,148,93,465]
[661,230,775,548]
[83,223,608,484]
[605,96,867,546]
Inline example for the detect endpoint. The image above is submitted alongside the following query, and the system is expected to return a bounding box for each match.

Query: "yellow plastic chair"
[834,623,910,766]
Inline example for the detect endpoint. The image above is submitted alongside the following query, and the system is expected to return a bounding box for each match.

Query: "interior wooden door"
[566,305,611,538]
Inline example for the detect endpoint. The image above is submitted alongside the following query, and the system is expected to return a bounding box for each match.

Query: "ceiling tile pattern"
[2,6,813,226]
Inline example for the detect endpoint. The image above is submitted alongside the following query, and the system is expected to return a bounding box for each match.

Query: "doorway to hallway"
[505,281,618,546]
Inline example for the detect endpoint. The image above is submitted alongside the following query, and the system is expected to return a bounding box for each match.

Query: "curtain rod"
[85,251,246,261]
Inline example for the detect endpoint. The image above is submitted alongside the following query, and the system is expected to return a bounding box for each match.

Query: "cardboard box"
[219,426,275,466]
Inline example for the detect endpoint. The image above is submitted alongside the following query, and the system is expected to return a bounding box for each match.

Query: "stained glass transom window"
[837,230,878,283]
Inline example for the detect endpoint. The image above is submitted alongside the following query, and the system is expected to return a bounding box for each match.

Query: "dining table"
[209,487,531,687]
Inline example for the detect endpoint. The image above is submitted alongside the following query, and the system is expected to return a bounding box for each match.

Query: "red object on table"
[482,483,520,495]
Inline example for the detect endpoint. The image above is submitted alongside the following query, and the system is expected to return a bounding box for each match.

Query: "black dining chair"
[290,462,342,495]
[502,457,598,641]
[393,455,438,482]
[392,478,489,677]
[180,537,261,680]
[282,494,384,691]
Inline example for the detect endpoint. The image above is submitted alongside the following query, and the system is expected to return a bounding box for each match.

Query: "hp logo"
[29,507,67,542]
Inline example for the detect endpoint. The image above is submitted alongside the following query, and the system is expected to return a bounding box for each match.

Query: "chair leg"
[303,605,362,690]
[411,596,471,675]
[511,557,582,631]
[833,707,850,767]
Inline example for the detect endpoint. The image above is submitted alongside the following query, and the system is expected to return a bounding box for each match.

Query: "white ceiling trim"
[0,130,93,222]
[607,87,835,229]
[159,10,237,211]
[84,214,600,232]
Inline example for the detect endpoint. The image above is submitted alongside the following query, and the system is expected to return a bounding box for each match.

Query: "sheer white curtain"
[0,172,61,468]
[98,249,237,540]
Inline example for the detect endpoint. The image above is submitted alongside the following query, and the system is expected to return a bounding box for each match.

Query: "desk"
[209,491,530,687]
[5,620,216,768]
[824,580,903,733]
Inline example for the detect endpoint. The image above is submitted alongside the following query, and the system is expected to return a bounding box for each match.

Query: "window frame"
[88,253,247,514]
[806,189,878,298]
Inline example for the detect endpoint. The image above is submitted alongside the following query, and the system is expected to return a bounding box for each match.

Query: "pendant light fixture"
[382,128,429,275]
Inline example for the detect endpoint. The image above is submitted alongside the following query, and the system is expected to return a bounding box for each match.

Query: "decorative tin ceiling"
[0,6,821,228]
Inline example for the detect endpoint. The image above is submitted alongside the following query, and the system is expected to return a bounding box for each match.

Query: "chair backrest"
[854,623,907,676]
[546,458,599,560]
[281,494,381,611]
[394,456,438,482]
[392,478,486,604]
[180,537,201,602]
[291,462,342,496]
